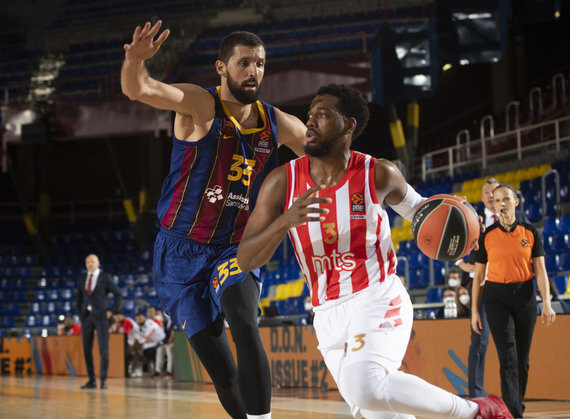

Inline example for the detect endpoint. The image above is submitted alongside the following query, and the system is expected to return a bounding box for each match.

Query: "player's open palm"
[124,20,170,62]
[284,185,331,228]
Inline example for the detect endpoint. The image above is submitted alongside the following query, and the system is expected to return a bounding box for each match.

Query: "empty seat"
[425,286,443,303]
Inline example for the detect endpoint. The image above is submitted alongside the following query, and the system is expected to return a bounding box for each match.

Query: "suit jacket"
[77,271,122,320]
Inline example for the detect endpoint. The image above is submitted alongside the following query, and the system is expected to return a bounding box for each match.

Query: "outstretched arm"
[237,167,330,272]
[121,20,213,117]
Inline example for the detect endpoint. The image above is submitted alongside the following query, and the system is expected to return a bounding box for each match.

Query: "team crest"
[351,193,364,212]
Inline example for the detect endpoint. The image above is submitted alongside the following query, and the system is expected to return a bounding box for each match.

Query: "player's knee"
[340,361,389,411]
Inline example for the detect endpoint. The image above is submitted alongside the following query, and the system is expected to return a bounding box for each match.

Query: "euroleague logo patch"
[351,193,364,212]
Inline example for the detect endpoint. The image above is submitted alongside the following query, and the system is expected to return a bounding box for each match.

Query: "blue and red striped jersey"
[157,86,280,245]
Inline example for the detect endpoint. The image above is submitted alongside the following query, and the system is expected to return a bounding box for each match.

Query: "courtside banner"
[174,317,569,398]
[0,335,125,377]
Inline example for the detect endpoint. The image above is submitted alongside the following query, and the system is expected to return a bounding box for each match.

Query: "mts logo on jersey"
[311,250,356,275]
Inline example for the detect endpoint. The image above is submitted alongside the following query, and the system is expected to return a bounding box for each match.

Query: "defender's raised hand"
[124,20,170,62]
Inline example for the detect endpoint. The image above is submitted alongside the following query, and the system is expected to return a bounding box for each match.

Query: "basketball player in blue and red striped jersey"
[121,21,306,419]
[238,84,513,419]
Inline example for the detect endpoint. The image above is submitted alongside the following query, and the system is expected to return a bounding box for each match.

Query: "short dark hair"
[316,84,370,139]
[218,31,264,63]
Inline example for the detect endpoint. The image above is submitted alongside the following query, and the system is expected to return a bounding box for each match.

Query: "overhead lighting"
[442,63,453,71]
[555,10,560,19]
[460,59,470,66]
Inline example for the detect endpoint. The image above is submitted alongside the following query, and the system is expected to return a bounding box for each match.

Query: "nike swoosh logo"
[182,320,186,329]
[222,135,232,139]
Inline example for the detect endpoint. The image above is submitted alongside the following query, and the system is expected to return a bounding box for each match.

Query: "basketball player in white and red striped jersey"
[237,84,512,419]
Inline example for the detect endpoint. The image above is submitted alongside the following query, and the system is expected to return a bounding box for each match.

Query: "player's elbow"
[121,85,141,101]
[236,245,259,273]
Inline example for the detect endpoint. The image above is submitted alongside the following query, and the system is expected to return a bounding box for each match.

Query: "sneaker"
[469,395,514,419]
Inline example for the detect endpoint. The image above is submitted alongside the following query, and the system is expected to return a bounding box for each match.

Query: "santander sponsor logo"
[311,250,356,275]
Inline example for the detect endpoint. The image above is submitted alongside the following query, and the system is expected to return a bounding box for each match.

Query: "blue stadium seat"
[25,315,39,328]
[542,217,561,236]
[525,202,542,222]
[425,286,443,303]
[60,288,74,301]
[432,261,446,285]
[29,302,42,315]
[35,289,47,301]
[13,290,26,302]
[544,254,559,274]
[6,303,20,316]
[40,314,56,328]
[2,317,15,328]
[552,275,568,295]
[559,253,570,272]
[409,268,429,289]
[0,278,15,290]
[0,290,12,303]
[45,301,59,315]
[408,252,429,269]
[61,301,74,314]
[48,289,60,301]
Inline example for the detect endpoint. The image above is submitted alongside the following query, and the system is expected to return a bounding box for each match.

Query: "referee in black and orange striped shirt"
[471,184,556,418]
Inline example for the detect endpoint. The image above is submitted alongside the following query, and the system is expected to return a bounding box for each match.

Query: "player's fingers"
[303,206,329,215]
[304,197,332,206]
[148,19,162,37]
[140,21,151,39]
[154,29,170,47]
[132,26,141,42]
[299,185,324,199]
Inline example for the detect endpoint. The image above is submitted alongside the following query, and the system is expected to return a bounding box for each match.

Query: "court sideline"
[1,375,569,418]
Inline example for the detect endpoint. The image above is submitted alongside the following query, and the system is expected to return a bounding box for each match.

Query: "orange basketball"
[411,194,480,261]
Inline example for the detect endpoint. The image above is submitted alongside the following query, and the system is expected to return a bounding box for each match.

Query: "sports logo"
[521,239,529,248]
[351,193,364,212]
[205,185,224,203]
[212,277,219,290]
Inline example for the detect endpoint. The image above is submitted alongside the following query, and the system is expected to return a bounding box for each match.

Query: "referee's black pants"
[484,279,537,419]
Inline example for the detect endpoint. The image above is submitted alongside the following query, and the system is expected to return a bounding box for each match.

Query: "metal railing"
[421,115,570,181]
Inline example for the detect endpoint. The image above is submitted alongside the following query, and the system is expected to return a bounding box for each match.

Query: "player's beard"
[227,72,261,104]
[305,131,343,157]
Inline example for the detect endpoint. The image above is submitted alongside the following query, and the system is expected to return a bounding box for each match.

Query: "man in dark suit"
[77,254,122,389]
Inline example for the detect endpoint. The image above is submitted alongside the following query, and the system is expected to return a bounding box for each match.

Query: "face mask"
[459,294,470,305]
[448,278,460,288]
[443,296,455,305]
[304,301,312,312]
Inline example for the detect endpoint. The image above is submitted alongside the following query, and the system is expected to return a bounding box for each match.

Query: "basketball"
[411,194,480,261]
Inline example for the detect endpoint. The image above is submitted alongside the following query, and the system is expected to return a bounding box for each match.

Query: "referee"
[471,184,556,418]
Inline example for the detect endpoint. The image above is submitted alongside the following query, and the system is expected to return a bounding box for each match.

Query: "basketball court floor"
[1,375,569,418]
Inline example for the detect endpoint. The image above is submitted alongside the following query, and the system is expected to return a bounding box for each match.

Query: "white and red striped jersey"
[285,151,397,308]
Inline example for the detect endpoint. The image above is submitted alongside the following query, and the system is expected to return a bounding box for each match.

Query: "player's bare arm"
[121,20,215,140]
[237,168,330,272]
[373,159,408,206]
[373,158,428,224]
[274,108,307,157]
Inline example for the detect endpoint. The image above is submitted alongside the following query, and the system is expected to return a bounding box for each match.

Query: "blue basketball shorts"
[153,227,261,338]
